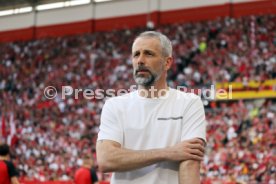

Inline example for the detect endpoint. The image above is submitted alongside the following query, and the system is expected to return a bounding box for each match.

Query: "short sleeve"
[181,96,207,143]
[5,161,19,178]
[90,168,98,183]
[97,99,123,144]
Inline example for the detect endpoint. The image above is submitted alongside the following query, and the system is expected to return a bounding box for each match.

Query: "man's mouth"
[136,68,150,74]
[137,70,149,74]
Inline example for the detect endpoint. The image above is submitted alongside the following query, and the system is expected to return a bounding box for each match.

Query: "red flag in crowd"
[1,115,7,139]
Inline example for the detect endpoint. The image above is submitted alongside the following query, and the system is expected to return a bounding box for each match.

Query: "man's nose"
[137,55,145,65]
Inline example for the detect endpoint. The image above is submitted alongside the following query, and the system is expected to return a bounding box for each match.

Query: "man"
[0,144,20,184]
[74,155,99,184]
[96,31,206,184]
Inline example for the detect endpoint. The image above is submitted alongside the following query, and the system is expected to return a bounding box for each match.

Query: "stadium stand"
[0,14,275,183]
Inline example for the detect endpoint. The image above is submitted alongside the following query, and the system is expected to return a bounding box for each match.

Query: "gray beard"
[134,75,155,87]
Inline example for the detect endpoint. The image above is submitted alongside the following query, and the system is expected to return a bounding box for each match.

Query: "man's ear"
[165,57,173,71]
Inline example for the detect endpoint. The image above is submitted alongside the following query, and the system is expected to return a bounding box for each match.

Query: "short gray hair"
[134,31,172,57]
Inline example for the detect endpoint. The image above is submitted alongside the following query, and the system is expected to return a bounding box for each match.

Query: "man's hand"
[11,177,20,184]
[166,138,205,162]
[177,138,205,184]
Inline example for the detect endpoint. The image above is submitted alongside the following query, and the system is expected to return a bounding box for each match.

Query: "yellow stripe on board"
[216,79,276,90]
[216,90,276,100]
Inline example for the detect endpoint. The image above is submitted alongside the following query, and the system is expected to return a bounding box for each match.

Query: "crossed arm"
[96,138,205,183]
[11,177,20,184]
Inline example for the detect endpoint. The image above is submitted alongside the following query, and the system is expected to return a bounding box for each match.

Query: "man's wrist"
[158,147,172,161]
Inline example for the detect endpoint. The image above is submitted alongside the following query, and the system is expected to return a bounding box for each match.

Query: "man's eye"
[146,51,154,56]
[133,53,139,57]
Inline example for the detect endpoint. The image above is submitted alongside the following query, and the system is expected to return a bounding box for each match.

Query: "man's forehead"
[132,37,161,52]
[133,36,160,44]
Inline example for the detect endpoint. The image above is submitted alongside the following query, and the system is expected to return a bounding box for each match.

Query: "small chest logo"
[157,116,183,120]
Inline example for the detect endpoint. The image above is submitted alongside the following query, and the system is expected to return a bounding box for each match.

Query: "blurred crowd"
[202,99,275,184]
[0,14,275,183]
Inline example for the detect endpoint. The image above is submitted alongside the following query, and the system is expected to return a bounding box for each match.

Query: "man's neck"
[138,83,169,98]
[82,164,91,169]
[0,156,9,161]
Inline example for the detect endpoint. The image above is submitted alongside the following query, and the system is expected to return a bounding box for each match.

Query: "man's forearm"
[11,177,20,184]
[96,139,204,173]
[179,160,201,184]
[97,142,169,172]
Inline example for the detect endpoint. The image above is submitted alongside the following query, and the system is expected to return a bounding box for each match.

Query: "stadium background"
[0,0,275,183]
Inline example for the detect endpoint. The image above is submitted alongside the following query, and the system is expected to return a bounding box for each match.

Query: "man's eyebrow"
[132,50,140,55]
[132,49,156,55]
[144,49,155,53]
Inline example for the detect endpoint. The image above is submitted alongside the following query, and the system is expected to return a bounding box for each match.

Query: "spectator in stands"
[0,143,20,184]
[74,155,98,184]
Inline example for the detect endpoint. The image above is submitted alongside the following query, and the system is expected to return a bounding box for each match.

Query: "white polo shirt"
[98,88,206,184]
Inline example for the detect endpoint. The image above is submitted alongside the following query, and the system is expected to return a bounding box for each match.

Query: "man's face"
[132,37,166,87]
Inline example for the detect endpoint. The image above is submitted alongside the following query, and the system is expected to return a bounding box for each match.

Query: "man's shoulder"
[75,167,90,175]
[105,91,137,104]
[3,160,15,167]
[170,88,201,101]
